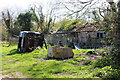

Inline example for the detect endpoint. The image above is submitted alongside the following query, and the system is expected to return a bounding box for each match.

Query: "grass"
[1,44,115,78]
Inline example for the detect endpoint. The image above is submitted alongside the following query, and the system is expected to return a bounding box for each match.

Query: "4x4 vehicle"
[18,31,47,52]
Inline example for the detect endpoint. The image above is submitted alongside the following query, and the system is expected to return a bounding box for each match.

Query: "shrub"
[93,56,111,68]
[93,66,120,79]
[85,51,96,55]
[83,60,93,65]
[73,57,85,62]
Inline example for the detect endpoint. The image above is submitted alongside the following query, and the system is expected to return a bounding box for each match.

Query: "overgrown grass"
[1,45,120,79]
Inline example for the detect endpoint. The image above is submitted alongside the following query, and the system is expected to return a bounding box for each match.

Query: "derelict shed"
[45,23,107,49]
[73,23,106,49]
[44,31,79,47]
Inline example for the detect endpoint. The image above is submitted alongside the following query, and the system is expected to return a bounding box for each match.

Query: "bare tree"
[1,10,15,46]
[44,2,57,33]
[55,0,109,21]
[2,10,14,34]
[31,4,44,32]
[31,2,57,33]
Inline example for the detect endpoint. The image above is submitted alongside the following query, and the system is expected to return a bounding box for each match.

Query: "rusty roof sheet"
[72,23,102,32]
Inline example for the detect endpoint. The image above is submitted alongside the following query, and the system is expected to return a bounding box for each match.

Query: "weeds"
[1,45,120,79]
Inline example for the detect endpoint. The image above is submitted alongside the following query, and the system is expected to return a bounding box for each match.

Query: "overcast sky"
[0,0,118,11]
[0,0,119,21]
[0,0,56,12]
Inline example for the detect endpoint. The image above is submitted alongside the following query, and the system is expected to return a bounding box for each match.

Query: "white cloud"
[0,0,45,11]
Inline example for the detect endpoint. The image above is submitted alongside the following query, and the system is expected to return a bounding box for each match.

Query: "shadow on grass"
[7,49,22,55]
[45,56,74,61]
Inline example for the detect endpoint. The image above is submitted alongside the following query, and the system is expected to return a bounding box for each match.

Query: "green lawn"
[1,45,118,78]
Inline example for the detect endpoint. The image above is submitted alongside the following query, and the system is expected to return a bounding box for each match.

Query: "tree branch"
[59,0,94,16]
[98,8,104,18]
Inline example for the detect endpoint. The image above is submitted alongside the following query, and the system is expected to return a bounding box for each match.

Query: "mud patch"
[36,58,45,62]
[0,73,14,79]
[15,72,25,78]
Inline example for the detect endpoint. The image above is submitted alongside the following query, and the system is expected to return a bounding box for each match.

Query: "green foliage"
[57,19,83,31]
[102,1,120,67]
[93,56,111,68]
[17,11,33,31]
[101,66,120,79]
[0,26,8,41]
[73,57,85,62]
[10,21,21,35]
[65,59,79,65]
[2,45,120,78]
[57,18,70,31]
[100,46,120,68]
[1,45,97,78]
[83,60,93,65]
[85,51,96,55]
[93,66,120,79]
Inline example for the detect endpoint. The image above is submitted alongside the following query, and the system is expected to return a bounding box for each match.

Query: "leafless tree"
[55,0,109,21]
[30,4,44,32]
[30,2,57,33]
[2,10,14,34]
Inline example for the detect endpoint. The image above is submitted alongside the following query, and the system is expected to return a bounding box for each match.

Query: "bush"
[85,51,97,55]
[73,57,85,62]
[57,19,83,31]
[93,56,111,68]
[93,66,120,79]
[83,60,93,65]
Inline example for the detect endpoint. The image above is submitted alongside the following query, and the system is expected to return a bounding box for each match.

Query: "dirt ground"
[0,70,25,79]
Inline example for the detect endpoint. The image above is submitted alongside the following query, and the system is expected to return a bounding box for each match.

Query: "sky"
[0,0,119,21]
[0,0,118,11]
[0,0,56,13]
